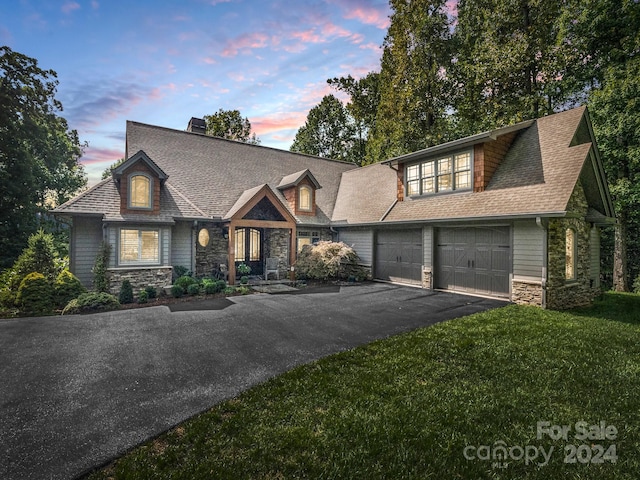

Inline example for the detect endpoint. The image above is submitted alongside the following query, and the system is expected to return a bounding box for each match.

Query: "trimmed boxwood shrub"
[216,280,227,292]
[202,279,217,295]
[118,279,134,304]
[144,285,157,299]
[174,275,198,291]
[187,283,201,296]
[171,285,185,298]
[137,290,149,304]
[16,272,54,315]
[54,270,86,308]
[62,292,120,315]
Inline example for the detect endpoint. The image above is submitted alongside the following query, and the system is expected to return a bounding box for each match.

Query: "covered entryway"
[435,226,511,297]
[375,229,423,285]
[234,227,263,274]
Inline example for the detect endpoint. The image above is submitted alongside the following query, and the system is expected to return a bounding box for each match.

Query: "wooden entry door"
[235,227,263,275]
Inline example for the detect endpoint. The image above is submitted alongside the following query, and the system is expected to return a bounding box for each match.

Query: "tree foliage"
[290,95,357,163]
[204,109,260,144]
[366,0,454,163]
[0,46,87,268]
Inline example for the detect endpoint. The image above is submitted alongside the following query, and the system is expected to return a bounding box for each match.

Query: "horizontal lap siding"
[172,222,192,270]
[338,228,373,265]
[513,220,544,278]
[72,217,103,288]
[423,226,433,269]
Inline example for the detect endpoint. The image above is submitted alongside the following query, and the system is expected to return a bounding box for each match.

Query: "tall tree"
[203,109,260,144]
[0,46,86,269]
[327,72,380,164]
[452,0,575,137]
[290,94,356,162]
[367,0,454,164]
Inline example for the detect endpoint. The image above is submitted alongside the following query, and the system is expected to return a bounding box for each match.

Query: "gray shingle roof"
[380,107,597,223]
[125,122,357,225]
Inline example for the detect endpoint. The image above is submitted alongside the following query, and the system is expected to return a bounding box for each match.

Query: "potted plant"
[237,263,251,284]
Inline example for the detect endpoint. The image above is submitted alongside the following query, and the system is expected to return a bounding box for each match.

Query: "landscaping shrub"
[187,283,201,296]
[295,241,366,281]
[16,272,54,315]
[62,292,120,315]
[54,270,86,308]
[173,265,189,280]
[634,275,640,295]
[216,280,227,292]
[223,286,236,295]
[171,285,185,298]
[8,229,59,293]
[93,242,111,293]
[118,280,134,304]
[237,286,251,295]
[174,275,198,291]
[138,290,149,304]
[202,279,217,295]
[144,285,157,299]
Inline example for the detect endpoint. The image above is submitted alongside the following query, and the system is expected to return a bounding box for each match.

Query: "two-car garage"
[371,226,511,297]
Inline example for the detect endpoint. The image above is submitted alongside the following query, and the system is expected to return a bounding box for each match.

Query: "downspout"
[536,217,547,309]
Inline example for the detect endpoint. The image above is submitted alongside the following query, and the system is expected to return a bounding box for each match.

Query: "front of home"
[54,106,615,309]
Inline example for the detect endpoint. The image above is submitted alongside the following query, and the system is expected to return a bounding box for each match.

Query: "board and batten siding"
[512,220,544,279]
[172,222,194,271]
[337,228,374,266]
[71,216,103,288]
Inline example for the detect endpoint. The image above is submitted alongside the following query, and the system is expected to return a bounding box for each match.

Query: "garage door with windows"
[435,226,511,297]
[375,229,422,286]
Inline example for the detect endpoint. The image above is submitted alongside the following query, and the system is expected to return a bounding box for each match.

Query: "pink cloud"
[201,56,217,65]
[251,112,309,136]
[61,1,80,14]
[80,146,125,166]
[221,32,268,57]
[327,1,390,29]
[359,42,381,52]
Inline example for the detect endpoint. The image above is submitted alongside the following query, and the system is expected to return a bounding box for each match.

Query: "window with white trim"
[298,185,313,212]
[129,174,152,209]
[406,150,472,196]
[297,230,320,252]
[120,229,160,264]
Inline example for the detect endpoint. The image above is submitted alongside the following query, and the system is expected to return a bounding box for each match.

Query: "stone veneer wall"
[512,280,544,307]
[546,183,598,310]
[106,267,173,296]
[265,228,292,279]
[195,223,229,277]
[422,268,432,289]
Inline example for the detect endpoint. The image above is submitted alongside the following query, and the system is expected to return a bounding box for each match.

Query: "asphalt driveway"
[0,283,507,480]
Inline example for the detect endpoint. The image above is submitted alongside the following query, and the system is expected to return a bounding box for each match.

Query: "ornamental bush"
[187,283,201,296]
[62,292,120,315]
[54,270,86,308]
[144,285,157,299]
[16,272,54,315]
[295,241,365,281]
[138,290,149,304]
[118,279,134,304]
[9,229,59,293]
[171,285,185,298]
[174,275,198,291]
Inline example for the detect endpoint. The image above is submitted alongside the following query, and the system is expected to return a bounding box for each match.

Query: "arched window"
[129,174,152,209]
[565,228,577,280]
[298,185,312,212]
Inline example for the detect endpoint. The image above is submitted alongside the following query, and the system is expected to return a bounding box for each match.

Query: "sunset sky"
[1,0,393,185]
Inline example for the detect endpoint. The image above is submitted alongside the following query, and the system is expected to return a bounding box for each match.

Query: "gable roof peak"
[277,169,322,190]
[112,149,169,184]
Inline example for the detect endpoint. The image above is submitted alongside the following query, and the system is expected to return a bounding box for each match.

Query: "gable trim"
[113,150,169,184]
[225,184,297,225]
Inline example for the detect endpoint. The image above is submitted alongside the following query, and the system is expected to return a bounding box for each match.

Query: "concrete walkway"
[0,283,507,480]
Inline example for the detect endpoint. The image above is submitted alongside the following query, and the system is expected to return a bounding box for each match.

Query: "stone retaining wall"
[106,267,173,296]
[512,279,544,307]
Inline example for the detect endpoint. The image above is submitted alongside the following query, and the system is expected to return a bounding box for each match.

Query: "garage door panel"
[436,227,511,297]
[375,230,423,285]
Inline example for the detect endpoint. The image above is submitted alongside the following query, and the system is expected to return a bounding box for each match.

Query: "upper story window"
[129,174,152,209]
[406,151,472,196]
[298,185,313,212]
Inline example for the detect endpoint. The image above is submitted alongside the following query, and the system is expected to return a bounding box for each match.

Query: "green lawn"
[89,293,640,480]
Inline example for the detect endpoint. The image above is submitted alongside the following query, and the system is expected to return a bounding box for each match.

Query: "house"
[54,106,615,309]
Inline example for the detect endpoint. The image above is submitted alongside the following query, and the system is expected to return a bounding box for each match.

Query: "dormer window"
[129,174,152,209]
[406,150,472,196]
[298,185,313,212]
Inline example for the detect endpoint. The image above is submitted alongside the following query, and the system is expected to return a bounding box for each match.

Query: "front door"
[235,227,263,276]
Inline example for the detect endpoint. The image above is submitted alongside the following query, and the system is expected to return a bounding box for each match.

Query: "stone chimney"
[187,117,206,134]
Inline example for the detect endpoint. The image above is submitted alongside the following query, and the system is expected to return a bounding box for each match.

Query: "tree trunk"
[613,214,628,292]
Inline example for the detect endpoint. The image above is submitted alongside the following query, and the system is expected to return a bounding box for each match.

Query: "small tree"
[93,241,111,293]
[9,229,58,292]
[54,269,86,308]
[16,272,54,315]
[118,279,134,304]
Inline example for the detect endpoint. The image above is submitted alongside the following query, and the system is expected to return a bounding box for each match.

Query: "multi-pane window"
[297,230,320,252]
[565,228,576,280]
[406,151,472,196]
[120,229,159,264]
[235,228,261,262]
[299,186,312,211]
[129,174,152,209]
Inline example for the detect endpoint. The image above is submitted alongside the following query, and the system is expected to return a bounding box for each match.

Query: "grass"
[88,293,640,480]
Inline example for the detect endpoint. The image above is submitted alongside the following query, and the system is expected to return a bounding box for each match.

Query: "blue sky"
[1,0,392,185]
